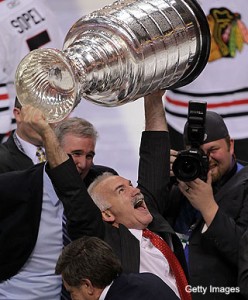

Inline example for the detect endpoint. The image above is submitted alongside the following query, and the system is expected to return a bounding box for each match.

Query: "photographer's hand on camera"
[177,171,219,227]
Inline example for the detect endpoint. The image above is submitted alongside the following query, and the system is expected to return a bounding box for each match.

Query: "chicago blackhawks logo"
[208,7,248,61]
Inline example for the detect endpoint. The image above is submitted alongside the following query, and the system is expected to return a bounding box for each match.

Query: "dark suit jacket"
[0,131,33,173]
[165,165,248,300]
[48,131,188,277]
[0,164,44,281]
[105,272,179,300]
[238,229,248,299]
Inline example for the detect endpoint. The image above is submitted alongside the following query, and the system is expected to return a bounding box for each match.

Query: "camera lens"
[176,157,200,181]
[172,150,202,182]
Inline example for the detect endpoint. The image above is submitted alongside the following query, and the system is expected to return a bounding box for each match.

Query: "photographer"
[164,107,248,299]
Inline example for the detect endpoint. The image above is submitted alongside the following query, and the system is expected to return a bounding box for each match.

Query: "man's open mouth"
[133,196,145,209]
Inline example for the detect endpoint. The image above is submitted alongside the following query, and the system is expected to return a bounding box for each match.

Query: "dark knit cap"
[184,111,229,145]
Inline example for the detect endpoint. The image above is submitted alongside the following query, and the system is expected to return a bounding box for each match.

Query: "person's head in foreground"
[55,236,122,300]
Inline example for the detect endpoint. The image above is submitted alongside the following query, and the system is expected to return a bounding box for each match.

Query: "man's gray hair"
[54,117,98,144]
[88,172,115,211]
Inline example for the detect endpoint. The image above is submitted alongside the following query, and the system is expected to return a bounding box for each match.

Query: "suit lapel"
[119,224,140,273]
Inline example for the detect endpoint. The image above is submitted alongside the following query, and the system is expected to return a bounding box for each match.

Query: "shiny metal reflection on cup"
[15,0,210,123]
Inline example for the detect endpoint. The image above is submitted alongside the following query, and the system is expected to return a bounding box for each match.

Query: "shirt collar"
[99,282,113,300]
[129,228,143,241]
[15,132,40,163]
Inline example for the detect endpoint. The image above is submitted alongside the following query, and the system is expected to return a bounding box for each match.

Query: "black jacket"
[105,272,179,300]
[0,131,33,173]
[165,165,248,300]
[238,225,248,299]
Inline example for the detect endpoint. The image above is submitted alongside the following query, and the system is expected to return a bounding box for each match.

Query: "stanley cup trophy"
[15,0,210,122]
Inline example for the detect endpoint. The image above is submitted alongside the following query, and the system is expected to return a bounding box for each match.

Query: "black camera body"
[172,101,209,182]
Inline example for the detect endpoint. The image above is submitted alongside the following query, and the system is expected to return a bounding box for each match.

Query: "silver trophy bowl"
[15,0,210,122]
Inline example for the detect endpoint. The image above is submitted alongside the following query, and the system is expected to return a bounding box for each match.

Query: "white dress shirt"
[129,229,180,298]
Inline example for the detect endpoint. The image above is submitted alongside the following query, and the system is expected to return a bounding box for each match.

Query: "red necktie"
[143,228,191,300]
